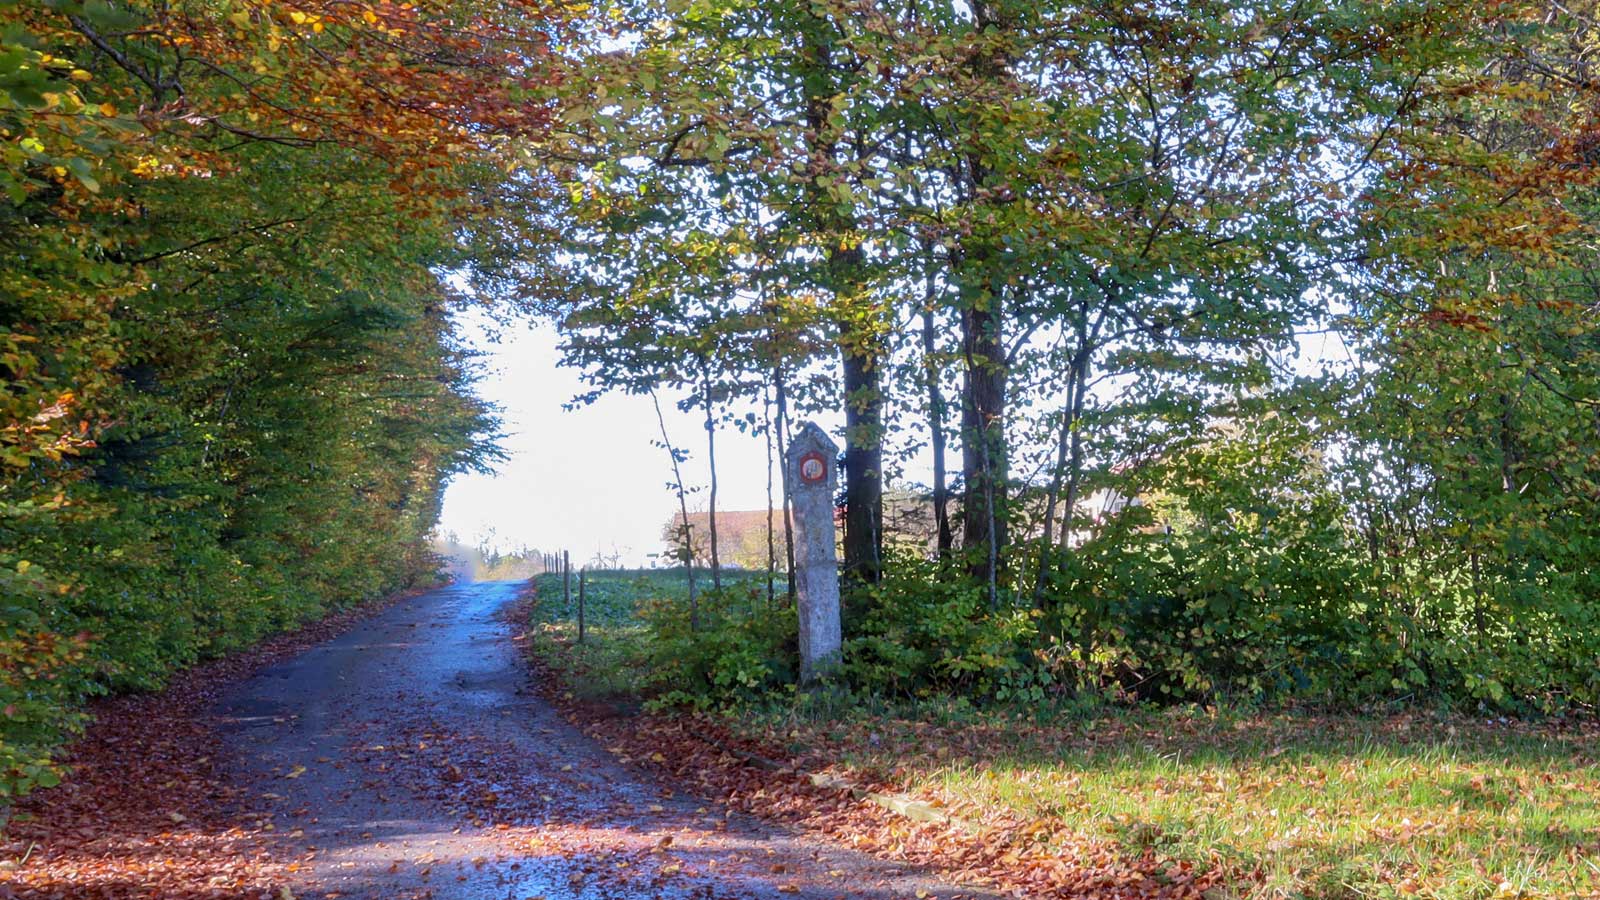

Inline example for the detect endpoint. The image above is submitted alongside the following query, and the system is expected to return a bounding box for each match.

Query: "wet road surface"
[217,580,997,900]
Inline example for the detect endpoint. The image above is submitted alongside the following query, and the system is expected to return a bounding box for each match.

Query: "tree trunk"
[922,304,953,561]
[798,18,883,593]
[1034,340,1092,605]
[1033,393,1074,606]
[764,381,777,606]
[1056,341,1094,547]
[841,340,883,587]
[775,367,798,606]
[956,0,1014,603]
[703,367,722,592]
[652,388,697,631]
[960,280,1007,605]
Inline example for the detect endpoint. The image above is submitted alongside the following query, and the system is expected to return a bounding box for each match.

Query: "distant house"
[664,508,784,570]
[664,493,926,567]
[662,474,1155,567]
[1065,484,1147,547]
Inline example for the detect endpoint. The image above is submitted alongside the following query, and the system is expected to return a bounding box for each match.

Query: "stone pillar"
[785,421,843,684]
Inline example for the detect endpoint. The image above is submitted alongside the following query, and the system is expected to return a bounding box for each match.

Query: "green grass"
[524,572,1600,898]
[753,702,1600,900]
[525,566,783,699]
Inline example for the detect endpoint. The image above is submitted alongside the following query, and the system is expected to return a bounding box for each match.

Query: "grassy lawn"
[523,572,1600,899]
[752,704,1600,900]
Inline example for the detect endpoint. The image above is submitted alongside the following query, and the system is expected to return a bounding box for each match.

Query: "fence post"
[577,569,586,644]
[563,550,571,615]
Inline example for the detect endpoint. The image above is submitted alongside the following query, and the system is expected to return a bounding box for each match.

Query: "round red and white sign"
[798,451,828,485]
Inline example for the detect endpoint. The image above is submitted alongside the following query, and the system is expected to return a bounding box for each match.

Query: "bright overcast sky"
[436,292,1353,567]
[436,311,790,567]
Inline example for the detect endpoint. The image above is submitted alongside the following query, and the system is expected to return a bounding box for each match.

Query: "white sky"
[435,299,1352,567]
[436,311,792,567]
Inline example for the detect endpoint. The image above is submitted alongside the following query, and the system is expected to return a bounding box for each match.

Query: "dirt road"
[217,580,993,900]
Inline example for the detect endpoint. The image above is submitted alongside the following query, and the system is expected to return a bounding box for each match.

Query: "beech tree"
[507,0,1600,713]
[1,0,564,801]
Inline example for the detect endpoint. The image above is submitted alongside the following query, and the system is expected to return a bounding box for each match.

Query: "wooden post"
[577,569,586,644]
[785,421,842,684]
[563,550,571,615]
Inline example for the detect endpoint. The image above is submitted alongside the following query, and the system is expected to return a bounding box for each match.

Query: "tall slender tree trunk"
[798,18,882,594]
[652,388,697,631]
[922,301,953,560]
[1058,336,1095,541]
[1034,392,1074,606]
[1059,354,1091,543]
[775,367,798,606]
[764,381,777,606]
[959,277,1007,604]
[956,0,1014,602]
[1033,339,1092,605]
[703,366,722,592]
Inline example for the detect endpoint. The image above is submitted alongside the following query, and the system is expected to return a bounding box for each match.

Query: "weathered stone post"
[785,422,843,684]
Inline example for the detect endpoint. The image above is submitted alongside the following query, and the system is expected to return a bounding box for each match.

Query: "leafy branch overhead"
[520,0,1600,714]
[0,0,566,802]
[7,0,1600,844]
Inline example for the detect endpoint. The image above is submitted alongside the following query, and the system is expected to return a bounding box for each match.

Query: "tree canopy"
[508,0,1600,711]
[5,0,1600,813]
[0,0,564,803]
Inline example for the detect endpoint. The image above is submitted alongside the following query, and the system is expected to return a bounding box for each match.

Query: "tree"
[0,0,563,801]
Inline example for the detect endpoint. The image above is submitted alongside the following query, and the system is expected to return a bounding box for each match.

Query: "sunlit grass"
[771,705,1600,899]
[523,572,1600,898]
[525,567,780,700]
[524,568,658,698]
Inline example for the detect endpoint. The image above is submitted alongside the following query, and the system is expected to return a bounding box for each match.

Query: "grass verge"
[751,702,1600,900]
[521,571,1600,900]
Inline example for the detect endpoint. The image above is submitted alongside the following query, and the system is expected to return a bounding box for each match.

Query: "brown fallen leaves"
[516,653,1227,899]
[0,592,418,899]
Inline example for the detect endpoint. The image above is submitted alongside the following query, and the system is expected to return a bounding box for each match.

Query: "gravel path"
[218,580,998,900]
